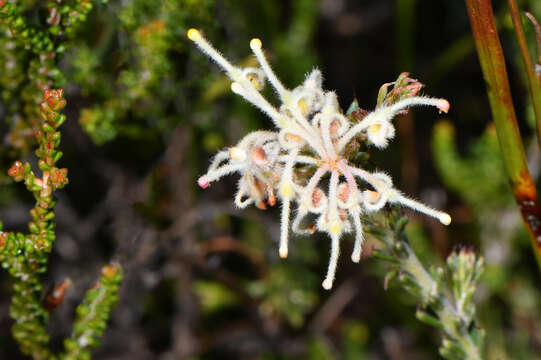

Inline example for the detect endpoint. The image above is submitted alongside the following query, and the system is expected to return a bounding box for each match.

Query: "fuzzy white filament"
[278,148,300,258]
[350,206,364,263]
[250,38,289,101]
[187,29,241,80]
[337,96,449,153]
[323,232,340,290]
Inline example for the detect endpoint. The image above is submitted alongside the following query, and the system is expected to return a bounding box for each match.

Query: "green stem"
[62,265,123,360]
[524,12,541,72]
[384,229,483,360]
[508,0,541,152]
[438,299,481,360]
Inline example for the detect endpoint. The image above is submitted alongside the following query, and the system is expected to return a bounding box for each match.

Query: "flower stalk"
[374,214,484,360]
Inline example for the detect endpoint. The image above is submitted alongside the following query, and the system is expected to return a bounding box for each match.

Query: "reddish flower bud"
[102,264,120,278]
[198,175,210,189]
[312,188,323,207]
[44,89,66,111]
[250,146,268,166]
[52,168,68,185]
[8,161,24,181]
[338,183,349,203]
[44,279,71,312]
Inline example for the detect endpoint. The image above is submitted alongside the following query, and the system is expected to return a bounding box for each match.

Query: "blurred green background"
[1,0,541,358]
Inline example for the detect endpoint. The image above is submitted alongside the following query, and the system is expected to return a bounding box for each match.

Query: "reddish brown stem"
[465,0,541,267]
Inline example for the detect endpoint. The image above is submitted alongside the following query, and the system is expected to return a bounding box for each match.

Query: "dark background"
[1,0,541,358]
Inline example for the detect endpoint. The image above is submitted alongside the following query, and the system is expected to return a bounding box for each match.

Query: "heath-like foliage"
[374,212,484,360]
[0,0,105,151]
[0,90,122,360]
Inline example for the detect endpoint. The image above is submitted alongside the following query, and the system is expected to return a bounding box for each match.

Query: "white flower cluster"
[189,29,451,290]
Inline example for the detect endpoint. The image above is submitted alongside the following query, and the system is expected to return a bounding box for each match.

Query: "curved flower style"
[188,29,451,290]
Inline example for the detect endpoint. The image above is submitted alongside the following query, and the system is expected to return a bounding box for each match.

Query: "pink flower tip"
[437,99,450,114]
[198,176,210,189]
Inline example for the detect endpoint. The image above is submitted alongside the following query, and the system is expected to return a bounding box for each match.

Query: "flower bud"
[250,146,268,166]
[229,147,247,162]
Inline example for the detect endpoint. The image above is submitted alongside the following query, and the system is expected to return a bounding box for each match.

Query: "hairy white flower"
[189,29,451,290]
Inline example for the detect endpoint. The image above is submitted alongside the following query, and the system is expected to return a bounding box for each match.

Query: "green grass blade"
[508,0,541,152]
